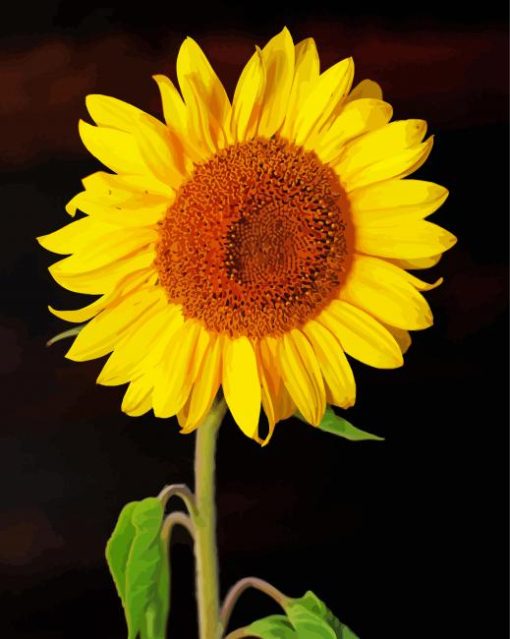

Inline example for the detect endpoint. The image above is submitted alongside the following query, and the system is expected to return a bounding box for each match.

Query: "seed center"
[155,136,352,339]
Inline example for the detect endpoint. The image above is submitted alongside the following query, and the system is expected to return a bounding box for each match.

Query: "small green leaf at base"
[286,591,360,638]
[106,497,169,639]
[295,406,384,442]
[247,614,297,638]
[245,589,360,639]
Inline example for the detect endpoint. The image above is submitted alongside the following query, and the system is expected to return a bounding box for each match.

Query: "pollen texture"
[155,136,352,339]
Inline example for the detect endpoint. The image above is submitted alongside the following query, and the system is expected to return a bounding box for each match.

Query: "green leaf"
[322,603,359,639]
[143,540,170,639]
[296,406,384,442]
[244,589,360,639]
[324,610,359,639]
[285,591,360,639]
[106,501,138,603]
[246,614,297,638]
[105,497,169,639]
[46,324,86,347]
[286,604,336,638]
[290,591,327,616]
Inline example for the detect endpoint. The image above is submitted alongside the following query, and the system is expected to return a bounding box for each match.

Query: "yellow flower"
[38,28,456,444]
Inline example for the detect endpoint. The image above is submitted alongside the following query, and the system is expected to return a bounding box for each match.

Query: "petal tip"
[65,194,79,216]
[446,231,458,248]
[78,118,93,143]
[64,346,81,362]
[395,352,405,367]
[84,94,100,112]
[36,234,48,248]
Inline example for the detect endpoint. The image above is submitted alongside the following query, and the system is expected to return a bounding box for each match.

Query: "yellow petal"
[293,57,354,148]
[355,219,457,259]
[276,389,296,423]
[383,324,412,354]
[350,179,449,227]
[188,324,212,382]
[317,98,393,164]
[84,171,174,199]
[153,74,208,166]
[230,47,266,142]
[68,190,167,227]
[122,375,154,417]
[49,268,153,323]
[177,37,231,153]
[259,336,295,426]
[340,255,434,330]
[222,335,261,441]
[258,369,277,444]
[50,295,107,324]
[65,193,83,217]
[122,305,185,382]
[302,319,356,408]
[258,27,295,138]
[85,94,162,133]
[346,79,383,102]
[176,395,192,430]
[390,254,443,270]
[280,37,320,139]
[255,342,278,444]
[152,75,188,132]
[277,329,326,426]
[182,333,224,432]
[82,171,147,202]
[258,337,281,394]
[48,250,155,295]
[79,120,147,175]
[131,114,185,189]
[48,227,157,273]
[334,119,427,181]
[97,304,177,385]
[70,173,173,214]
[37,217,112,255]
[401,270,443,292]
[152,320,206,418]
[345,138,435,191]
[66,287,163,361]
[86,94,188,187]
[318,300,403,369]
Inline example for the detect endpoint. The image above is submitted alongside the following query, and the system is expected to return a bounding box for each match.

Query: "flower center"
[155,136,352,339]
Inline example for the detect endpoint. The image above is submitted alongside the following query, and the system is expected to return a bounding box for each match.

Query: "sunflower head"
[38,27,456,445]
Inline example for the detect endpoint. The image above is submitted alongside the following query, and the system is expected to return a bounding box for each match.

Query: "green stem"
[220,576,289,633]
[159,511,194,639]
[193,396,228,639]
[158,483,197,517]
[161,511,195,541]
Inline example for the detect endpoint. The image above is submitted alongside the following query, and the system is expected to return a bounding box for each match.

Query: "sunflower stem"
[220,576,289,634]
[192,396,228,639]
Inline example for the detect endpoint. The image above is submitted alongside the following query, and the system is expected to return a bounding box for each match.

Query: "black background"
[1,2,508,638]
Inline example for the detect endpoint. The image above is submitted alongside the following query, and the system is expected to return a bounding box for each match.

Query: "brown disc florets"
[155,136,352,339]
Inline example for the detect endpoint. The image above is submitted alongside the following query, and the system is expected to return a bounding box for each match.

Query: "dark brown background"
[1,1,508,637]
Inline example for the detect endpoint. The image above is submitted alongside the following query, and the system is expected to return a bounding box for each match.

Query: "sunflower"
[38,28,456,445]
